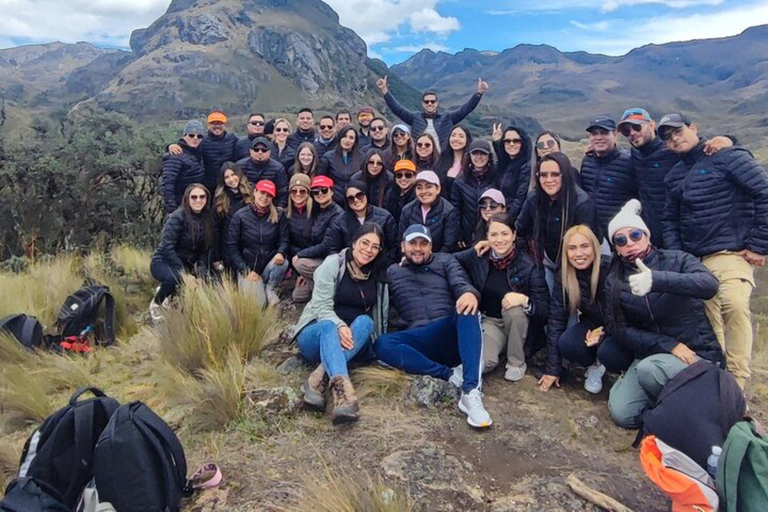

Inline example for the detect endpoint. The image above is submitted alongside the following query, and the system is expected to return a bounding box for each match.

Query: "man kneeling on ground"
[374,224,492,428]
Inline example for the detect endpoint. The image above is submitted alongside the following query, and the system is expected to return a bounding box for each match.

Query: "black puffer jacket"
[322,206,398,263]
[287,129,317,151]
[631,137,679,248]
[217,188,249,267]
[455,248,549,322]
[200,132,238,190]
[269,142,296,170]
[235,134,257,161]
[360,138,390,154]
[450,168,501,246]
[605,248,723,365]
[545,258,611,376]
[383,91,482,143]
[515,187,599,264]
[494,126,533,219]
[226,207,289,275]
[384,184,416,224]
[663,141,768,257]
[579,147,635,239]
[318,149,364,204]
[152,208,216,270]
[314,137,336,157]
[350,170,393,208]
[387,252,478,328]
[161,139,205,214]
[398,198,459,253]
[294,203,344,260]
[236,156,289,207]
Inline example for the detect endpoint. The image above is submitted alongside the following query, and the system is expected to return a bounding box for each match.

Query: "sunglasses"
[290,188,307,196]
[190,194,207,201]
[311,187,331,196]
[252,147,270,153]
[368,160,383,167]
[422,99,437,105]
[662,126,685,141]
[537,171,562,180]
[479,200,502,211]
[416,142,432,148]
[249,120,264,126]
[346,191,366,204]
[618,124,644,137]
[185,133,204,139]
[613,229,645,247]
[393,131,408,138]
[370,125,385,132]
[536,139,557,150]
[274,127,290,133]
[395,172,414,180]
[319,124,334,130]
[504,138,522,145]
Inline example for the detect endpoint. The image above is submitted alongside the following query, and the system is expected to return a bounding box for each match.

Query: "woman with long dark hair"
[318,126,363,204]
[383,124,415,171]
[535,131,562,162]
[150,183,218,320]
[414,133,440,171]
[472,188,507,246]
[214,162,253,272]
[515,152,598,291]
[290,141,319,177]
[351,149,392,208]
[492,124,533,219]
[294,223,389,424]
[435,125,472,197]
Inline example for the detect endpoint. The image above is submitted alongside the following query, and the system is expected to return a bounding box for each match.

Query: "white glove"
[629,259,653,297]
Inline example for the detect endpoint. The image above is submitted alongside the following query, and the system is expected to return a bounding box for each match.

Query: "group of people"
[151,78,768,429]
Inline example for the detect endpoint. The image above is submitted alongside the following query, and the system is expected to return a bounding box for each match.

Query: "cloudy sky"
[1,0,766,64]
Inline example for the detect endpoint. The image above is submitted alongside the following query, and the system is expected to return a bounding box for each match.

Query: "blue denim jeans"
[297,316,375,378]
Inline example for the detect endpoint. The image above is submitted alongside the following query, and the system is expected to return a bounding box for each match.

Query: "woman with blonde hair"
[538,224,623,394]
[270,117,296,169]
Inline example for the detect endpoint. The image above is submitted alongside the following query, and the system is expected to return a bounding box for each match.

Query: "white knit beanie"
[608,199,650,243]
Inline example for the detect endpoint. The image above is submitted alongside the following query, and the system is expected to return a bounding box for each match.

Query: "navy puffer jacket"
[663,141,768,257]
[545,258,611,376]
[322,205,398,263]
[631,137,679,248]
[450,168,502,246]
[236,157,289,208]
[235,135,256,161]
[294,203,344,260]
[318,149,364,205]
[287,129,317,151]
[226,207,289,275]
[398,197,459,253]
[152,208,216,270]
[200,132,238,190]
[384,184,416,224]
[494,126,533,219]
[161,139,205,214]
[579,147,635,239]
[387,252,478,328]
[383,91,482,143]
[269,142,296,170]
[605,248,723,365]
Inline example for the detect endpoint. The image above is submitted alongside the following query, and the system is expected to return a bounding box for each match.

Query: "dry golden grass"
[0,332,31,366]
[353,366,411,400]
[0,443,19,491]
[0,364,53,423]
[110,244,152,282]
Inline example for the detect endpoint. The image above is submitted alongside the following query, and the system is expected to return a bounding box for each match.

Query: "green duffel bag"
[717,419,768,511]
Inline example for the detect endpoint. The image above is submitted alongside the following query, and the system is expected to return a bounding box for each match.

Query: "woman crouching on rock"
[293,223,389,424]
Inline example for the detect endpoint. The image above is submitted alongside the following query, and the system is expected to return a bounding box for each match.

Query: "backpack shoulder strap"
[720,422,752,511]
[20,316,40,348]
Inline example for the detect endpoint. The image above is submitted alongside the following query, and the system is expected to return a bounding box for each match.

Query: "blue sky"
[1,0,767,65]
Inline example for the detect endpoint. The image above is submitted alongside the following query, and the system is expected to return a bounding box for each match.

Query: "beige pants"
[702,251,755,389]
[292,257,322,302]
[481,306,529,373]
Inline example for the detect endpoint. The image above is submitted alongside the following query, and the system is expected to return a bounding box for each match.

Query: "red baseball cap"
[255,179,276,198]
[310,175,334,189]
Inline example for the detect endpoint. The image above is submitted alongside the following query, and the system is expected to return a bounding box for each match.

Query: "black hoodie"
[494,125,533,219]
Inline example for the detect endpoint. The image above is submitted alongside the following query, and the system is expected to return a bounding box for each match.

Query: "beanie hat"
[183,120,204,136]
[608,199,650,243]
[289,173,311,191]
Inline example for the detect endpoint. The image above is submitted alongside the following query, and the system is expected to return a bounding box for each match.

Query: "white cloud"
[570,20,612,31]
[490,0,726,13]
[409,8,460,34]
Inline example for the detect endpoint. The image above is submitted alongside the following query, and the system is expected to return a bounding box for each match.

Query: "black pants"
[150,259,184,303]
[556,321,634,374]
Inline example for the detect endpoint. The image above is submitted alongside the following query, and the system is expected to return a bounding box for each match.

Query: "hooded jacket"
[350,169,394,208]
[161,139,205,214]
[236,156,289,208]
[450,166,502,246]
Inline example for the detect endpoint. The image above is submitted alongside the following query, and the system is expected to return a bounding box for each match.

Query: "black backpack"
[0,477,69,512]
[57,285,116,346]
[93,402,193,512]
[0,314,45,349]
[16,387,120,509]
[639,360,746,468]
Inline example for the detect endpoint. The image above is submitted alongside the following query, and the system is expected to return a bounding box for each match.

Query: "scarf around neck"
[490,246,517,270]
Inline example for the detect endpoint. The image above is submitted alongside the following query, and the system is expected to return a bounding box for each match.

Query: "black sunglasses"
[368,160,384,167]
[251,147,270,153]
[311,187,331,196]
[618,124,644,137]
[190,194,207,201]
[661,126,685,141]
[185,133,204,139]
[393,131,408,137]
[346,191,366,204]
[613,229,645,247]
[249,120,264,126]
[504,138,522,145]
[319,124,334,130]
[395,171,414,180]
[536,139,557,150]
[479,200,502,210]
[274,127,290,133]
[422,99,437,105]
[370,125,385,132]
[416,142,432,148]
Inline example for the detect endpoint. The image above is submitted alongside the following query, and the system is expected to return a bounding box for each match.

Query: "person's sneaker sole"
[458,401,492,428]
[584,380,603,394]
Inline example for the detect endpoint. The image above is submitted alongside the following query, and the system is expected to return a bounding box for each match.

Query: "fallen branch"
[566,473,633,512]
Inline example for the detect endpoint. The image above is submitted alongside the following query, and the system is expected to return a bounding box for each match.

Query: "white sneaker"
[266,286,280,306]
[584,362,606,394]
[149,299,164,322]
[161,296,172,309]
[449,365,463,389]
[504,363,527,382]
[459,389,492,428]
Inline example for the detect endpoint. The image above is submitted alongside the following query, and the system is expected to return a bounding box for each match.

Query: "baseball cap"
[479,188,506,206]
[618,108,651,127]
[255,180,276,198]
[587,115,617,132]
[414,171,440,186]
[403,224,432,243]
[183,120,204,136]
[392,124,411,135]
[250,137,271,149]
[657,113,691,138]
[207,111,227,124]
[289,173,311,191]
[394,160,417,173]
[468,139,492,155]
[310,175,334,189]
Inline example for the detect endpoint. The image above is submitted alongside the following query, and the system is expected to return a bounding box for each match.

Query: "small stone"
[406,375,458,408]
[247,386,302,417]
[276,355,304,374]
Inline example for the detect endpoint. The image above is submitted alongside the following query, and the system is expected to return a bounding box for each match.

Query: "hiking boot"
[504,363,527,382]
[266,286,280,306]
[149,299,164,322]
[330,375,359,425]
[449,365,463,389]
[584,362,606,394]
[302,364,328,410]
[459,389,492,428]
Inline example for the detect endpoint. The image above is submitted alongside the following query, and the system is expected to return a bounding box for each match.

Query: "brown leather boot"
[302,364,328,410]
[330,375,359,425]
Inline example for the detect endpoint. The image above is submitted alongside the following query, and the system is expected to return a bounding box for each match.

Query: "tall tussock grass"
[352,366,411,400]
[0,443,19,491]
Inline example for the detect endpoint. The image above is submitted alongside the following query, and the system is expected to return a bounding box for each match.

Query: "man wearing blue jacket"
[662,113,768,389]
